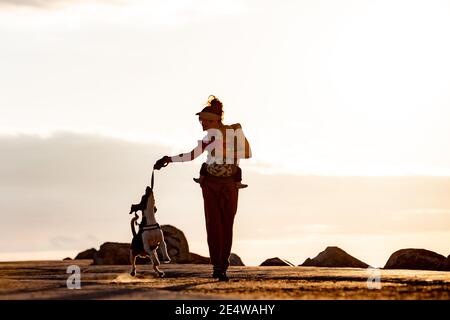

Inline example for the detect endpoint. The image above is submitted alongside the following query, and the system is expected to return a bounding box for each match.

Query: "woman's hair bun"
[206,95,224,119]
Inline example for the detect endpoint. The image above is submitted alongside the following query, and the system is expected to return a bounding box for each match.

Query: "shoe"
[218,273,229,282]
[236,182,248,189]
[193,177,205,184]
[212,270,229,281]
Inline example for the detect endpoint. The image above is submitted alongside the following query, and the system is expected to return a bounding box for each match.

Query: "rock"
[301,246,369,268]
[188,253,210,264]
[384,248,447,271]
[184,252,245,265]
[260,257,295,266]
[160,225,190,263]
[85,225,190,265]
[76,225,243,266]
[75,248,97,260]
[93,242,130,265]
[230,253,245,266]
[443,255,450,271]
[63,257,72,261]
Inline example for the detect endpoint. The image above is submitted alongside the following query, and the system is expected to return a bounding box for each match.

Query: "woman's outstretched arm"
[154,137,212,169]
[169,141,206,163]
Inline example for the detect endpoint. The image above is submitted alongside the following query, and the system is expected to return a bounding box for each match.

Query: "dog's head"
[129,186,157,214]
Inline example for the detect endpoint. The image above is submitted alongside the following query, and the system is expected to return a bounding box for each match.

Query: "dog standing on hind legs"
[129,186,170,277]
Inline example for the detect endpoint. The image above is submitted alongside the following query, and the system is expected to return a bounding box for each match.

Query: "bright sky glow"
[1,0,450,176]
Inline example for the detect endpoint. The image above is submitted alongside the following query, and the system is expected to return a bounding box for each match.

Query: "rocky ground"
[0,260,449,300]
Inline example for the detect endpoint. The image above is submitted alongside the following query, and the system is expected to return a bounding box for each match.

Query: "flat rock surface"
[0,260,449,300]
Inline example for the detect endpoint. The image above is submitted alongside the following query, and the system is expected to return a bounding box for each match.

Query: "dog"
[129,186,171,277]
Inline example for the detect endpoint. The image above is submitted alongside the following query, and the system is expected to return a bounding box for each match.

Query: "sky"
[0,0,449,266]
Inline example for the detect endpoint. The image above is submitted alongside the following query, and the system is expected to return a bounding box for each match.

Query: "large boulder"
[384,249,447,271]
[186,252,245,266]
[301,246,369,268]
[93,242,130,265]
[160,225,190,263]
[230,253,245,266]
[260,257,295,266]
[188,253,210,264]
[74,225,244,266]
[87,224,190,265]
[443,255,450,271]
[75,248,97,260]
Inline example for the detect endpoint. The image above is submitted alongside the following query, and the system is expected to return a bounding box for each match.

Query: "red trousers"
[201,174,239,273]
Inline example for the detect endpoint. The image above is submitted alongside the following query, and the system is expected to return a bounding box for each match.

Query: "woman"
[154,95,252,281]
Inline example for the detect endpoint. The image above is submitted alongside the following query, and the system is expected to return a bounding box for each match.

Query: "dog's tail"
[130,214,139,237]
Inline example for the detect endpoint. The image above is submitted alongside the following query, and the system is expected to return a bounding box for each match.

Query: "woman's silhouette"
[154,95,252,281]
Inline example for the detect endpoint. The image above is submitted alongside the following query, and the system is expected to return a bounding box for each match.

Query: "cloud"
[0,0,251,31]
[0,0,120,8]
[0,0,55,7]
[0,131,174,253]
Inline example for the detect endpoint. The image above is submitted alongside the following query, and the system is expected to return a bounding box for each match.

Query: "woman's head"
[196,95,224,131]
[207,95,224,120]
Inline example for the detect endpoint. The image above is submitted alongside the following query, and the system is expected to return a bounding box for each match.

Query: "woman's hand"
[154,156,171,170]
